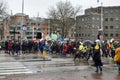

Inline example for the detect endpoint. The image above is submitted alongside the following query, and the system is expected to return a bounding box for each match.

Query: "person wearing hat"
[93,42,103,72]
[114,43,120,73]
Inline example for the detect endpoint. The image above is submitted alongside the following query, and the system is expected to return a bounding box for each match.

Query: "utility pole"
[21,0,24,40]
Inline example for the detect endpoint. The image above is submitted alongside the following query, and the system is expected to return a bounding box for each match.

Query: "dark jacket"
[93,49,103,66]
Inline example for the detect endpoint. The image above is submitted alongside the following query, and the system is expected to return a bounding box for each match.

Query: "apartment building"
[3,13,48,40]
[76,6,120,41]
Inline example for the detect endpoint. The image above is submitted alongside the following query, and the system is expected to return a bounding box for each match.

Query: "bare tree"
[0,1,8,40]
[0,1,8,19]
[47,1,81,38]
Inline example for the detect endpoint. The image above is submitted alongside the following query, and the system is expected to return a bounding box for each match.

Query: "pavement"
[0,51,120,80]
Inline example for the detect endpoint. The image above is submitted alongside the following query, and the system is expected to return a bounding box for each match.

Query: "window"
[88,34,90,37]
[110,18,113,21]
[104,11,109,14]
[116,33,119,37]
[96,17,100,20]
[76,34,78,37]
[85,18,87,21]
[115,17,119,21]
[79,34,81,37]
[110,10,114,13]
[27,27,30,30]
[97,25,100,29]
[17,27,21,30]
[82,18,84,21]
[92,25,95,28]
[31,23,33,25]
[110,26,113,29]
[71,34,73,37]
[18,36,20,39]
[37,28,41,31]
[87,18,90,21]
[82,33,84,37]
[105,26,108,29]
[38,23,40,26]
[110,33,113,37]
[10,26,14,30]
[17,18,22,25]
[105,18,108,21]
[92,17,95,20]
[115,25,119,29]
[34,28,36,30]
[104,33,108,37]
[26,32,30,35]
[26,23,29,26]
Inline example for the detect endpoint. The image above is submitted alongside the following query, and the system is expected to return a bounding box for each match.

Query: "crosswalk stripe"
[0,62,33,75]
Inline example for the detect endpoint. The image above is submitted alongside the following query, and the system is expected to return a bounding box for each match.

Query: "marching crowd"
[0,39,120,73]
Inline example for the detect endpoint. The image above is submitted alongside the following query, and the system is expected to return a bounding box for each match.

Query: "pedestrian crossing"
[0,62,33,75]
[22,58,90,73]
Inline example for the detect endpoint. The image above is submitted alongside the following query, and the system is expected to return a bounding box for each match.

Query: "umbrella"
[113,40,119,44]
[83,40,94,48]
[83,40,94,44]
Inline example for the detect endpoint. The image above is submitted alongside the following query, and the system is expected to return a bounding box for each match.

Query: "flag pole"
[97,0,103,40]
[100,2,103,40]
[21,0,24,41]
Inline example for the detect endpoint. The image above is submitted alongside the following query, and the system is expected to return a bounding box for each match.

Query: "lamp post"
[21,0,24,40]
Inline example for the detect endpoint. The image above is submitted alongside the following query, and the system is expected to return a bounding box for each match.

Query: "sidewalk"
[0,51,52,63]
[0,51,15,62]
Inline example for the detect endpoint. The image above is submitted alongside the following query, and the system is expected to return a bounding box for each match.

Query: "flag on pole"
[98,27,103,32]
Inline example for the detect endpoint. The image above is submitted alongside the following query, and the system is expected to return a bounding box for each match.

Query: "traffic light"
[36,32,42,39]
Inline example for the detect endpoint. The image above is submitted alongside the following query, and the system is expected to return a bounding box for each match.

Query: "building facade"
[3,13,48,41]
[76,6,120,41]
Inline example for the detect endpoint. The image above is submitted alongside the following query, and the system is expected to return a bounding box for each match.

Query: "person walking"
[114,43,120,73]
[14,41,21,56]
[93,42,103,73]
[78,43,84,59]
[7,40,12,55]
[62,43,68,57]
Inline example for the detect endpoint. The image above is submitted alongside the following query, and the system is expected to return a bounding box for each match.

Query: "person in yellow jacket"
[78,43,85,58]
[114,43,120,73]
[79,43,84,51]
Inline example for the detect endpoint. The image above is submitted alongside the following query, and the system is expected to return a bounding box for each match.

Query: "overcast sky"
[2,0,120,18]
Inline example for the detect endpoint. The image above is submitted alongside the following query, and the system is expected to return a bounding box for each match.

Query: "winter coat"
[114,47,120,62]
[8,42,12,50]
[93,49,103,66]
[62,44,68,53]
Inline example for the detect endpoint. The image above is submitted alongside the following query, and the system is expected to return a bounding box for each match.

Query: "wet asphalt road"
[0,51,120,80]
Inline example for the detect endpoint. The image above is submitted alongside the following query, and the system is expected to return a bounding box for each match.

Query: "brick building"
[3,13,48,40]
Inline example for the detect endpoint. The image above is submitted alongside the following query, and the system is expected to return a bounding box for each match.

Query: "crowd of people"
[0,39,120,73]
